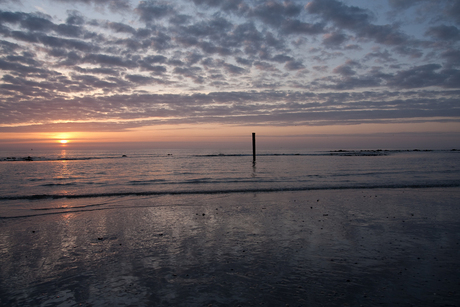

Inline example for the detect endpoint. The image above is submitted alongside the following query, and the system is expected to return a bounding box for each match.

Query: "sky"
[0,0,459,150]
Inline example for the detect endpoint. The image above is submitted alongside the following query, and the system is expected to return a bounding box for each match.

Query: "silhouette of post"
[252,132,256,162]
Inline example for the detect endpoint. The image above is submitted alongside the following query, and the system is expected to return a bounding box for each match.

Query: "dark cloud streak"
[1,90,458,132]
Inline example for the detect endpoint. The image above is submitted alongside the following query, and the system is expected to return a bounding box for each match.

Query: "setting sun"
[59,140,68,144]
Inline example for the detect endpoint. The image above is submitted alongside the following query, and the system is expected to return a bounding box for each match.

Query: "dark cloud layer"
[0,0,459,132]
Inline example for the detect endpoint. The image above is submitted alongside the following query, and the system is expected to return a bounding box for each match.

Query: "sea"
[0,148,459,218]
[1,148,460,306]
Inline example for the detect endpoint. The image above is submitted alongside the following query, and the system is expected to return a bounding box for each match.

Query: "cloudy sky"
[0,0,459,149]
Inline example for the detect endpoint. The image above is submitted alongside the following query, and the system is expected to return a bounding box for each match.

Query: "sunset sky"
[1,0,459,150]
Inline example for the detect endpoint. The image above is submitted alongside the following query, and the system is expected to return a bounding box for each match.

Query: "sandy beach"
[1,187,459,306]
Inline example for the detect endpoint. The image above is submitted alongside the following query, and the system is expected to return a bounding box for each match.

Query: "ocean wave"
[40,182,77,187]
[126,178,288,186]
[32,202,107,211]
[1,182,459,201]
[128,179,167,185]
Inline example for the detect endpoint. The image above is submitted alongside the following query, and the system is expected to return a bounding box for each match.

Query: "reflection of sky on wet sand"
[1,188,459,306]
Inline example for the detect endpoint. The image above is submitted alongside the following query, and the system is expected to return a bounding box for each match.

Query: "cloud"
[322,32,348,48]
[72,74,124,90]
[39,34,96,51]
[0,11,53,32]
[309,62,460,91]
[385,64,460,89]
[363,48,396,63]
[65,10,85,25]
[307,0,413,47]
[179,16,233,38]
[253,61,279,72]
[445,0,460,24]
[135,1,175,24]
[441,49,460,67]
[387,0,422,10]
[185,52,203,65]
[106,21,136,34]
[219,61,246,75]
[388,0,460,26]
[312,74,383,91]
[20,12,55,32]
[83,53,137,68]
[9,30,39,43]
[284,60,305,71]
[281,19,325,35]
[173,66,204,83]
[6,52,38,66]
[0,58,46,74]
[332,60,361,76]
[125,74,166,85]
[144,56,168,65]
[53,0,131,12]
[54,23,83,37]
[1,90,459,131]
[139,63,167,74]
[146,31,172,50]
[191,0,246,13]
[306,0,372,30]
[360,24,409,46]
[0,10,98,48]
[0,0,21,4]
[235,57,252,66]
[74,66,120,76]
[425,25,460,41]
[250,1,302,27]
[0,0,459,135]
[271,54,294,63]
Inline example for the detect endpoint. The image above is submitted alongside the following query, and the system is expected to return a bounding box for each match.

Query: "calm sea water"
[1,148,459,218]
[1,148,460,307]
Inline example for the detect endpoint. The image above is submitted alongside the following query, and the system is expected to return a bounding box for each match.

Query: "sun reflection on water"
[55,150,72,196]
[58,151,70,177]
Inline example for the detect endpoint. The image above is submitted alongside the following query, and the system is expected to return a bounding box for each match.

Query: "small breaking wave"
[31,202,107,211]
[1,182,459,202]
[40,182,77,187]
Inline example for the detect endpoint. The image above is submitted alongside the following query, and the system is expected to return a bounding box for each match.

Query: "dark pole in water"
[252,132,256,162]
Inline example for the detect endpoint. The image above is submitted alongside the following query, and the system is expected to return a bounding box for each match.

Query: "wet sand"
[1,188,459,306]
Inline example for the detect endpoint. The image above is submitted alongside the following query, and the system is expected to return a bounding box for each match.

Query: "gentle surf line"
[1,182,459,201]
[31,202,108,211]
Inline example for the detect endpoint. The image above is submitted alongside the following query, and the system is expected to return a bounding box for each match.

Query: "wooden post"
[252,132,256,162]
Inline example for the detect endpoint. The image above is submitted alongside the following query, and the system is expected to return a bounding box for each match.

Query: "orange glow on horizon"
[0,121,459,150]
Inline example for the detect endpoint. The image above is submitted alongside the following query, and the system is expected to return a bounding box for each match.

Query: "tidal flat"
[1,188,459,306]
